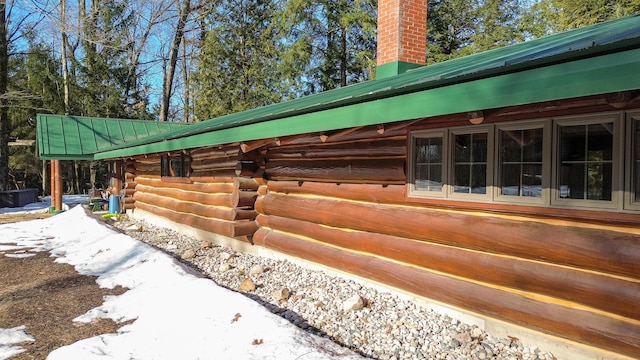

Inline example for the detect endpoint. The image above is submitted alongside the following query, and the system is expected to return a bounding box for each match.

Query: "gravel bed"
[110,215,555,360]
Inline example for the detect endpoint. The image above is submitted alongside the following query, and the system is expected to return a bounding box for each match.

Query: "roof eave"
[95,47,640,160]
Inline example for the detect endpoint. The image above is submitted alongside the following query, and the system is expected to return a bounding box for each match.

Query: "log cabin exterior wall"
[130,146,260,241]
[249,99,640,358]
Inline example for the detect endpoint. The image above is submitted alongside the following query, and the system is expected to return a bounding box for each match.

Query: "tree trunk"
[60,0,70,114]
[159,0,191,121]
[0,2,10,191]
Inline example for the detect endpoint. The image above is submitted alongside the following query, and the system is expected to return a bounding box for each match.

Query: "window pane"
[499,128,543,198]
[471,164,487,194]
[453,133,487,194]
[523,128,543,162]
[501,131,521,163]
[522,164,543,197]
[560,163,585,199]
[587,123,613,161]
[559,122,612,201]
[501,164,521,196]
[560,125,586,162]
[414,136,443,192]
[454,164,470,193]
[587,163,612,201]
[472,133,488,162]
[454,134,471,162]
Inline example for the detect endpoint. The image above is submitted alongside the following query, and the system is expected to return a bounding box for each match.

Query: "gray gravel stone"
[112,216,556,360]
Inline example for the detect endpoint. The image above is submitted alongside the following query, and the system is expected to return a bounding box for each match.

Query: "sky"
[0,197,362,360]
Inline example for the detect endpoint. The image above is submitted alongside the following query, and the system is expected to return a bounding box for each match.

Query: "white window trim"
[407,110,640,214]
[408,129,448,199]
[447,126,494,201]
[550,112,622,210]
[493,120,551,206]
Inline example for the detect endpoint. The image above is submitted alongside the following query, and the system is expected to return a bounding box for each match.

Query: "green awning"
[37,114,187,160]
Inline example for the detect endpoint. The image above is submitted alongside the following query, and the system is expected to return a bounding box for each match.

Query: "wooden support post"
[112,160,123,195]
[53,160,63,211]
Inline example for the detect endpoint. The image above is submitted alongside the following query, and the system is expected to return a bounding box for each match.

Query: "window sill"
[405,195,640,226]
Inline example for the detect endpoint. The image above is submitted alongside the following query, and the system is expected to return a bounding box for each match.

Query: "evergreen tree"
[193,0,287,120]
[279,0,376,94]
[552,0,640,29]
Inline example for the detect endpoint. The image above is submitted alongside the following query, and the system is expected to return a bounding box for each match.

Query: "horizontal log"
[134,192,241,221]
[125,172,136,180]
[267,181,406,204]
[126,165,136,173]
[234,209,258,220]
[241,138,275,153]
[190,169,243,178]
[124,181,137,189]
[133,162,161,172]
[136,183,256,209]
[235,162,258,177]
[123,197,135,204]
[190,146,239,160]
[236,177,259,191]
[258,214,640,321]
[232,220,258,237]
[190,156,239,171]
[316,126,406,144]
[135,201,237,239]
[123,188,135,197]
[136,176,236,193]
[253,228,640,358]
[255,193,640,279]
[135,184,236,208]
[266,139,406,160]
[265,158,406,184]
[123,203,136,210]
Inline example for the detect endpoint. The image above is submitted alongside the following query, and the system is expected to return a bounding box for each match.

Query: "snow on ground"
[0,200,362,360]
[0,194,89,215]
[0,326,35,359]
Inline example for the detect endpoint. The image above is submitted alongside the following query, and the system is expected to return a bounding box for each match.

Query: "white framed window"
[552,113,621,210]
[495,121,550,204]
[409,130,447,198]
[449,127,493,200]
[408,110,640,213]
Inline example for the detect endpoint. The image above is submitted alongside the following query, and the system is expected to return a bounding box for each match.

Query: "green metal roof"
[37,114,187,160]
[40,14,640,160]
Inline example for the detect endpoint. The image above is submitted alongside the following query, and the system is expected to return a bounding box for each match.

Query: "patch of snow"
[0,204,361,360]
[0,326,35,360]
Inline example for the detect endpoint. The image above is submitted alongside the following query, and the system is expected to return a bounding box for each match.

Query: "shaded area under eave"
[36,114,188,160]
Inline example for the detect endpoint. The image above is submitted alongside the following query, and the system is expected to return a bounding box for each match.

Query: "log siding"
[123,98,640,358]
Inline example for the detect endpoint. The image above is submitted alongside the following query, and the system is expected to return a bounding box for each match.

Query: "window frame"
[493,120,551,205]
[161,150,192,179]
[447,126,493,201]
[551,112,622,210]
[407,110,640,215]
[408,129,448,199]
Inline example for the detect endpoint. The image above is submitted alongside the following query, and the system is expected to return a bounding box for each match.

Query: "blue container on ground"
[108,195,121,214]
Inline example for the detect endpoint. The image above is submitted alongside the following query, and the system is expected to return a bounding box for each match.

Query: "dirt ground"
[0,211,128,359]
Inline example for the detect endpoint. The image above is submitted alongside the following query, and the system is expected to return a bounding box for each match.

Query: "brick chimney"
[377,0,428,79]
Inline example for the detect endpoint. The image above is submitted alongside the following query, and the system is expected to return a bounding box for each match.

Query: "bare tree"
[159,0,192,122]
[0,1,9,191]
